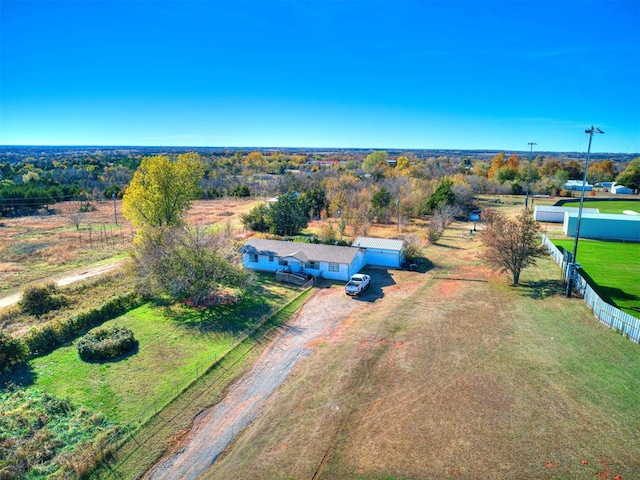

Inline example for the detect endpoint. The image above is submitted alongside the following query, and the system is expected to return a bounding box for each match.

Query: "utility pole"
[112,193,118,226]
[525,142,537,210]
[566,126,604,298]
[396,198,400,232]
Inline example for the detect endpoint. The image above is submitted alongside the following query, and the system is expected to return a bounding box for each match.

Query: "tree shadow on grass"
[519,279,566,300]
[578,270,640,307]
[1,362,37,388]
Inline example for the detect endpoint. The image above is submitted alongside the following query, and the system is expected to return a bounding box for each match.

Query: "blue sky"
[1,0,639,153]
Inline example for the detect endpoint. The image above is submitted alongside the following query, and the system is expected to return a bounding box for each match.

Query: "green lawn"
[26,274,301,424]
[563,199,640,214]
[553,238,640,318]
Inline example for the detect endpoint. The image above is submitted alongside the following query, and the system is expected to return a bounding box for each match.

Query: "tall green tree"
[426,177,455,212]
[363,151,389,174]
[371,186,392,222]
[479,209,545,285]
[616,157,640,191]
[267,192,308,236]
[122,153,205,230]
[241,203,270,232]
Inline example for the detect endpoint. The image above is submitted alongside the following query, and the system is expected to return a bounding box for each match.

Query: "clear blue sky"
[1,0,639,153]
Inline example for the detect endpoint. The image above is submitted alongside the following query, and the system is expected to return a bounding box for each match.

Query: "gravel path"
[144,286,364,480]
[0,262,122,310]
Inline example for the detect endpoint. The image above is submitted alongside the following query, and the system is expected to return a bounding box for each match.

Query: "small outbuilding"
[565,180,593,191]
[612,184,634,195]
[563,212,640,242]
[352,237,406,268]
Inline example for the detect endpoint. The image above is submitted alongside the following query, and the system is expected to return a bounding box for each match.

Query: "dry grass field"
[201,220,640,480]
[0,198,258,295]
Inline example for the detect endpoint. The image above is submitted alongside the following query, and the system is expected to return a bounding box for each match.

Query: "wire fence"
[88,286,312,478]
[541,234,640,344]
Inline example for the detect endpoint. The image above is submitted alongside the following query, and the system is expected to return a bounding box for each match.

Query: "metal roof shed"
[352,237,406,268]
[534,205,599,223]
[562,212,640,241]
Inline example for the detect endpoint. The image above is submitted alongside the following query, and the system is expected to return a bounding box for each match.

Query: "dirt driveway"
[143,277,385,480]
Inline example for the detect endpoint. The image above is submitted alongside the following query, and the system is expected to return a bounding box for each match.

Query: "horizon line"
[1,145,637,156]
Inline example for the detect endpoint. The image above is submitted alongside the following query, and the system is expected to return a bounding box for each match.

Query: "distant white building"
[565,180,593,191]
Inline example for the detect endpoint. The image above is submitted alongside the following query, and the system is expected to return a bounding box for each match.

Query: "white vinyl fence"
[541,234,640,344]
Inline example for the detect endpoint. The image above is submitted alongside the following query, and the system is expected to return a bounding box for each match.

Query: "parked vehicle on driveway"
[345,274,371,296]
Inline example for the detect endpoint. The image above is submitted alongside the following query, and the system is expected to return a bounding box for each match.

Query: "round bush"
[77,325,137,361]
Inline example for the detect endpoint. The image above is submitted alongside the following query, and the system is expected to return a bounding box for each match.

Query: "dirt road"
[144,283,374,480]
[0,261,122,310]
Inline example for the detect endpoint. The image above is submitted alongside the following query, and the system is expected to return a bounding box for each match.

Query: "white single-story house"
[534,205,599,223]
[241,238,366,282]
[562,211,640,241]
[565,180,593,191]
[352,237,406,268]
[612,184,634,195]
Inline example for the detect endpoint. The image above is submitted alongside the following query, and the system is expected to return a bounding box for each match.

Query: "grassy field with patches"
[202,221,640,480]
[0,198,258,294]
[553,238,640,318]
[10,274,300,425]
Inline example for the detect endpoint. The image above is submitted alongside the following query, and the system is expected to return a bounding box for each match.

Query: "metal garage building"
[534,205,599,223]
[352,237,406,268]
[563,212,640,241]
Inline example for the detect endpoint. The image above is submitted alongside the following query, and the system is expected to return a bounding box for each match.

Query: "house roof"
[243,238,361,264]
[352,237,405,251]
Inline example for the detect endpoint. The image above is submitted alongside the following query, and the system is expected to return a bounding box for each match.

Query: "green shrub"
[22,292,141,357]
[0,332,28,372]
[19,283,67,317]
[77,325,137,361]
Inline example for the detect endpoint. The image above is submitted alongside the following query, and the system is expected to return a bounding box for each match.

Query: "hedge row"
[22,292,141,358]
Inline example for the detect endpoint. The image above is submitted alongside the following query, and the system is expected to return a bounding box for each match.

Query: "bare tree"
[69,211,85,230]
[478,209,546,285]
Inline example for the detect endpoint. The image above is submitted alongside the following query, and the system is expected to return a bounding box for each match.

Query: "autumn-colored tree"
[479,209,545,285]
[587,160,616,184]
[539,158,562,177]
[472,161,490,177]
[122,153,205,231]
[506,153,520,169]
[243,152,267,172]
[487,152,505,179]
[396,156,410,170]
[563,160,583,180]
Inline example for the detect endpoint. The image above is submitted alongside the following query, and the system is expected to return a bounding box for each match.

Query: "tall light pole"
[525,141,537,210]
[565,126,604,298]
[112,192,118,226]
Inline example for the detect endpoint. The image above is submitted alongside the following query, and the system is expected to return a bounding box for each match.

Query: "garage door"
[365,249,400,268]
